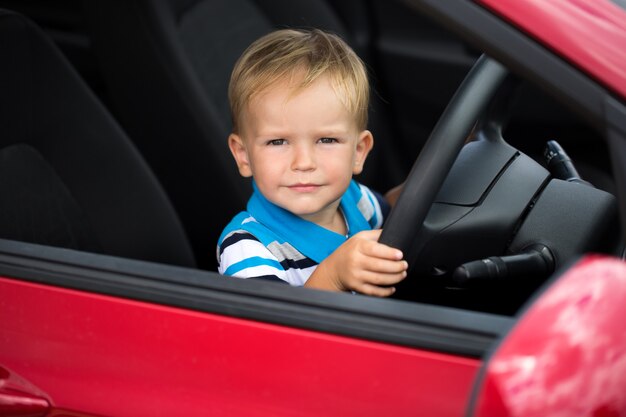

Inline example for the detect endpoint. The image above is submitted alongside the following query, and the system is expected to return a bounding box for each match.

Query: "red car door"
[0,243,505,417]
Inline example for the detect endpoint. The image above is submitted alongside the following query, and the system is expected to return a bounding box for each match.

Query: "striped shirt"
[217,180,388,285]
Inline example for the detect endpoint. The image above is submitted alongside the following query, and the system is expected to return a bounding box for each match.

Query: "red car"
[1,0,625,416]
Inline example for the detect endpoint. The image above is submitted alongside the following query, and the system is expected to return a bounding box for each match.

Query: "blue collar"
[247,181,371,263]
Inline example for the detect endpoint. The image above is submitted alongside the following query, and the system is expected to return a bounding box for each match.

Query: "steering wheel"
[379,55,510,271]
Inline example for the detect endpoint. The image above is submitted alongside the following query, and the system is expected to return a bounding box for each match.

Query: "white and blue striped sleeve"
[217,230,288,283]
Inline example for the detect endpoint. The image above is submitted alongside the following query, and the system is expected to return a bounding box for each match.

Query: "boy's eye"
[267,139,286,146]
[318,137,338,144]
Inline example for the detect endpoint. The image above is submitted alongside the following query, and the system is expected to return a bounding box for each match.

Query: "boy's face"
[228,74,373,227]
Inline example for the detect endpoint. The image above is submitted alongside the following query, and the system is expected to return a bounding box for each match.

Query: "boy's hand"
[305,230,408,297]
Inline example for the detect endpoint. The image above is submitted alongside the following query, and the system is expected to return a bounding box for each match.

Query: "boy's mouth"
[287,183,320,193]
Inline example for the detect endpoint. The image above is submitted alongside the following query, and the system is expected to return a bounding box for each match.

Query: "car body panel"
[0,276,479,417]
[469,256,626,417]
[478,0,626,100]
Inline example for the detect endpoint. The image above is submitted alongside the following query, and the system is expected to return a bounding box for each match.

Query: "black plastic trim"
[606,96,626,243]
[400,0,611,131]
[0,239,511,358]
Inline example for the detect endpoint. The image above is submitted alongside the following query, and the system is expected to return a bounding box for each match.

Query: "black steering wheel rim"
[379,55,510,268]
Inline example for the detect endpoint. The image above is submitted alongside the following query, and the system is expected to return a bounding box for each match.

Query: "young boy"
[217,29,407,297]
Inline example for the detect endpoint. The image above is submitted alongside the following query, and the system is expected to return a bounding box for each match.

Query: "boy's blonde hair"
[229,29,370,133]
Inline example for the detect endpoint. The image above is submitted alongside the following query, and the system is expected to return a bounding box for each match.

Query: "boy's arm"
[218,231,289,283]
[304,229,408,297]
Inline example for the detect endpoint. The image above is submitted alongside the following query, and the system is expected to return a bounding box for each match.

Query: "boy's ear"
[228,133,253,177]
[353,130,374,175]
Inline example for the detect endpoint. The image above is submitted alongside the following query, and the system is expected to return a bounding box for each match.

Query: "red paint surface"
[0,277,479,417]
[478,0,626,99]
[473,256,626,417]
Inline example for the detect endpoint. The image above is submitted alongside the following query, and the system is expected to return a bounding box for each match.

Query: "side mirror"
[467,256,626,417]
[0,365,49,416]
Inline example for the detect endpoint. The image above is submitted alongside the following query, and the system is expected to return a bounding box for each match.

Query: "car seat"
[0,9,196,268]
[84,0,404,270]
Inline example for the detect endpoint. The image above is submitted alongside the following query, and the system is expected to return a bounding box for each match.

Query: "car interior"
[0,0,622,317]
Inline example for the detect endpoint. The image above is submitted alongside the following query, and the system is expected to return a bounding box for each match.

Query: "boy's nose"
[291,145,316,171]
